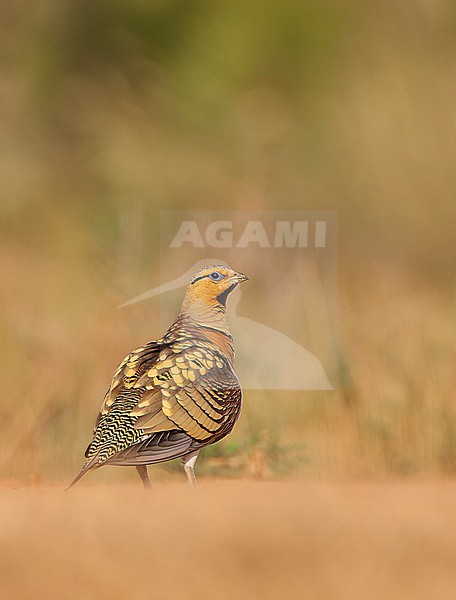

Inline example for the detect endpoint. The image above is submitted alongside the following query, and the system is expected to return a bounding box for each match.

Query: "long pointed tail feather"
[66,467,89,491]
[66,454,100,491]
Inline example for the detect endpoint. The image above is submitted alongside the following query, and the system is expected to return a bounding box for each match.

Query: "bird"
[68,265,248,490]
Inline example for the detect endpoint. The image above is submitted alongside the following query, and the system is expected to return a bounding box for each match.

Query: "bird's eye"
[209,272,223,281]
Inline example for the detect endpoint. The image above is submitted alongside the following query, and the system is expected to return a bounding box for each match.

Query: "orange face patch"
[187,266,247,305]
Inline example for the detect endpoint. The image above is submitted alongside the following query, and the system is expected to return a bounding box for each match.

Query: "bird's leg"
[181,451,200,489]
[136,465,151,490]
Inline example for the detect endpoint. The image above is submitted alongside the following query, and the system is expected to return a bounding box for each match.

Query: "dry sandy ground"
[1,479,456,599]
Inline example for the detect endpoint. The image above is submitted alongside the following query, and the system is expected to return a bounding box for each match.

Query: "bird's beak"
[231,272,249,284]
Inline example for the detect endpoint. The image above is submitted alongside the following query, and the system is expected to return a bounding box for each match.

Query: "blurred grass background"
[1,0,456,484]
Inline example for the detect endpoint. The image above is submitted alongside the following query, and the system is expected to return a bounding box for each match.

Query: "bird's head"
[186,265,249,308]
[169,265,248,354]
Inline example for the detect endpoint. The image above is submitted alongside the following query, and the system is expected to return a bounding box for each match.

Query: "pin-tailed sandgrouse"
[68,265,248,489]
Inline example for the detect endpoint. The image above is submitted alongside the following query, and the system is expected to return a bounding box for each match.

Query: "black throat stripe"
[216,283,237,306]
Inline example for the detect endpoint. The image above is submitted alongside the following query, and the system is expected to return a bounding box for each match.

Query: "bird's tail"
[66,455,100,491]
[66,468,89,491]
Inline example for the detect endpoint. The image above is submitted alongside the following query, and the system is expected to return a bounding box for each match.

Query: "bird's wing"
[130,342,242,442]
[85,340,241,467]
[84,341,163,463]
[95,341,162,424]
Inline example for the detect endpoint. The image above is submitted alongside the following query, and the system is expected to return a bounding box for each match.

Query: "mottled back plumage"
[69,265,248,489]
